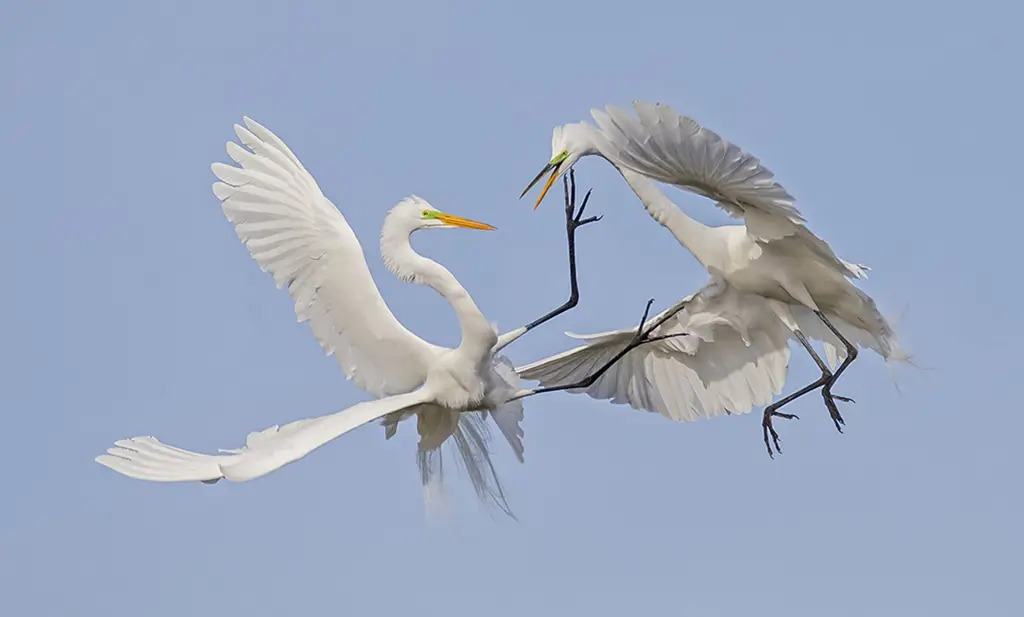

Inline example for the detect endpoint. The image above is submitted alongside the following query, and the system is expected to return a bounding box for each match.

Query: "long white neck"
[381,224,496,361]
[615,166,725,272]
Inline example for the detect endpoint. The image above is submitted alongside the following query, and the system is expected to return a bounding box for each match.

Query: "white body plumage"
[96,118,529,514]
[520,102,907,428]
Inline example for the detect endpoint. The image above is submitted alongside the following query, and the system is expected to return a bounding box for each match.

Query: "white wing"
[488,355,526,462]
[212,117,437,397]
[516,281,793,422]
[593,102,866,279]
[95,390,433,483]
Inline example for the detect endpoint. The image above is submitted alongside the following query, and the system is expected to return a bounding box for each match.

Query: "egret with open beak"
[520,150,570,210]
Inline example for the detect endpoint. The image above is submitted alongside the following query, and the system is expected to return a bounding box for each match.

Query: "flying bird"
[521,101,908,456]
[95,118,673,514]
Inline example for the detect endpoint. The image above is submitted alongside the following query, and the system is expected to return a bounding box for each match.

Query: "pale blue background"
[3,1,1021,615]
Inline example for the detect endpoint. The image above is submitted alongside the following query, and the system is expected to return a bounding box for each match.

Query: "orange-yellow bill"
[436,212,497,231]
[532,165,561,211]
[521,150,571,210]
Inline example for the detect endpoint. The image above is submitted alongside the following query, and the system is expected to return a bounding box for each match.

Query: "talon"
[574,189,594,222]
[762,422,778,458]
[833,395,855,404]
[762,407,799,458]
[637,299,655,331]
[822,392,846,433]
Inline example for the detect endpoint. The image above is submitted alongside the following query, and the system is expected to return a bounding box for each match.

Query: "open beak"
[436,212,497,231]
[520,161,563,211]
[521,150,571,210]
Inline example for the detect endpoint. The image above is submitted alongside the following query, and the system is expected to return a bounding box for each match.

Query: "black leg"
[815,311,858,422]
[521,168,601,332]
[762,374,828,459]
[513,297,689,401]
[761,321,860,458]
[762,331,836,458]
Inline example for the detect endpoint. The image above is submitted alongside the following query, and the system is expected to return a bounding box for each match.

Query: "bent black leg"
[815,311,859,423]
[513,297,689,401]
[762,331,837,458]
[521,168,602,332]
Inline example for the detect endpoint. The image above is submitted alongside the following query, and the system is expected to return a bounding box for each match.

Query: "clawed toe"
[565,173,601,231]
[822,391,847,433]
[762,409,800,458]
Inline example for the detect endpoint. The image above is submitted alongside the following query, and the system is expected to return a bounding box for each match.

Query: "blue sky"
[3,1,1022,615]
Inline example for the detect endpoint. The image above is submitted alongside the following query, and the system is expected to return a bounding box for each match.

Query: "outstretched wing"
[212,117,436,397]
[516,281,792,422]
[592,102,803,240]
[95,390,433,483]
[592,102,866,279]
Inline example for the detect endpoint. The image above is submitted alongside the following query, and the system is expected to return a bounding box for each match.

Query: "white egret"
[94,118,672,513]
[521,101,908,455]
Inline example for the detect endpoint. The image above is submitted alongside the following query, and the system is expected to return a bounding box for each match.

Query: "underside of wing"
[212,118,435,396]
[516,282,792,422]
[592,101,805,239]
[593,102,866,278]
[96,390,434,483]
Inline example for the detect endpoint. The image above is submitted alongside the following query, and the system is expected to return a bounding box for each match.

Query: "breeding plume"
[95,118,670,513]
[521,101,908,455]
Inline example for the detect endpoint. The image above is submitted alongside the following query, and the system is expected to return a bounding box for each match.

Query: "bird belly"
[724,251,851,312]
[722,261,794,304]
[424,364,493,411]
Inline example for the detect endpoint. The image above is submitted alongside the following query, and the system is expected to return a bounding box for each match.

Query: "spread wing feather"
[212,118,436,397]
[592,102,867,279]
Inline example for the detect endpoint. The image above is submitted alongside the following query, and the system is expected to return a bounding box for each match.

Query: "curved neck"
[615,166,724,271]
[381,225,496,360]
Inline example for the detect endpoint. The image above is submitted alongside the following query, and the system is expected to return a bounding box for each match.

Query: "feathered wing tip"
[490,355,526,463]
[843,260,871,280]
[95,437,224,483]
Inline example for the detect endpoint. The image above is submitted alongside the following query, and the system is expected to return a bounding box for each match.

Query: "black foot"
[762,407,800,459]
[630,298,688,345]
[821,388,855,433]
[565,168,601,232]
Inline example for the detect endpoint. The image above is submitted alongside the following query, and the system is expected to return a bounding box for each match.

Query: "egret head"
[389,196,497,234]
[520,122,602,210]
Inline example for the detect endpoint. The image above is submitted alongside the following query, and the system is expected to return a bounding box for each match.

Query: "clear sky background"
[3,1,1022,615]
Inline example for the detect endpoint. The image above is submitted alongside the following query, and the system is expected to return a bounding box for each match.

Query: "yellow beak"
[435,212,497,231]
[531,164,562,211]
[520,156,567,211]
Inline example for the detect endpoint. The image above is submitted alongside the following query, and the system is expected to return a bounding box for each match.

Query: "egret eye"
[421,210,430,217]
